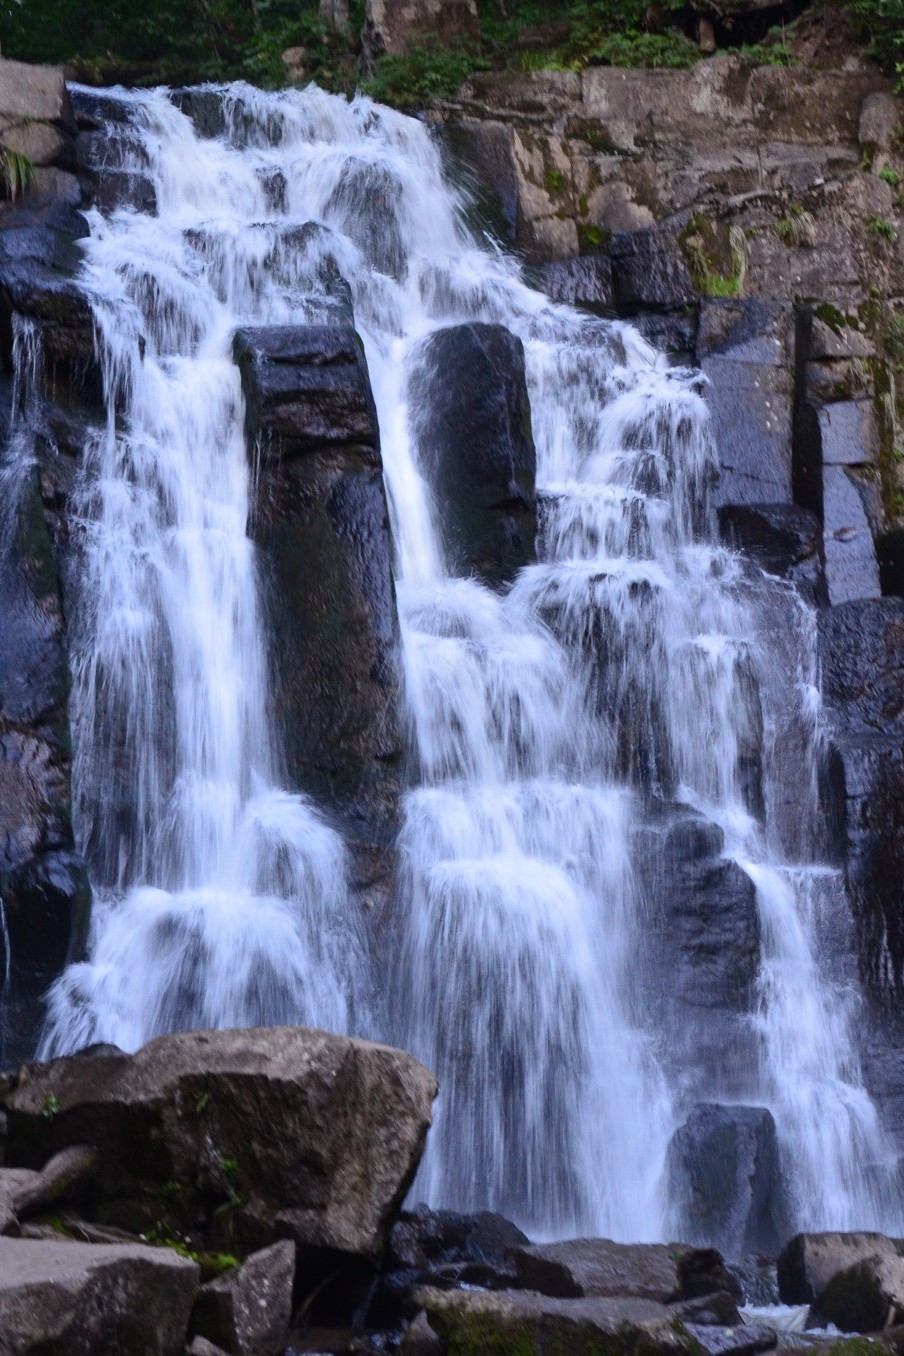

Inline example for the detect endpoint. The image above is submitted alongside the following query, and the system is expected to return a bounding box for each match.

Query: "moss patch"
[679,215,747,298]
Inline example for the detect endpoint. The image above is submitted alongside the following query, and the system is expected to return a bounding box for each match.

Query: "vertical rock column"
[234,324,403,849]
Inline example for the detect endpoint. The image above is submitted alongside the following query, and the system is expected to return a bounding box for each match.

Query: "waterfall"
[31,80,901,1240]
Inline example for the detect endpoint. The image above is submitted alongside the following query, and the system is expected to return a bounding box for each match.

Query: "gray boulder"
[408,322,536,586]
[777,1231,898,1306]
[820,1252,904,1332]
[0,1236,199,1356]
[5,1026,438,1261]
[192,1241,295,1356]
[512,1239,663,1303]
[666,1104,787,1257]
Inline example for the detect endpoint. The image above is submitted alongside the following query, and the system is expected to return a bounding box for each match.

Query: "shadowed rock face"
[0,181,93,1068]
[819,599,904,985]
[234,323,403,847]
[409,321,537,586]
[667,1103,788,1258]
[5,1026,438,1261]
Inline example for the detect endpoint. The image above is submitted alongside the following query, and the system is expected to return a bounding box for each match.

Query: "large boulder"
[408,322,536,586]
[820,1252,904,1332]
[509,1237,735,1304]
[0,1236,199,1356]
[777,1231,898,1306]
[5,1027,438,1261]
[666,1104,787,1257]
[234,323,402,844]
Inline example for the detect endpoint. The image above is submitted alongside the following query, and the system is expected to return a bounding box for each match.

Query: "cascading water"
[29,80,902,1240]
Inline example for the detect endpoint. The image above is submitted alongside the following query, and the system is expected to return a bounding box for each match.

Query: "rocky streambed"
[0,1024,903,1355]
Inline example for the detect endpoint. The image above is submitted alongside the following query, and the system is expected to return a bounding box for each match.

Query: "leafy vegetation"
[0,0,363,89]
[0,0,887,105]
[362,40,490,107]
[1,147,35,201]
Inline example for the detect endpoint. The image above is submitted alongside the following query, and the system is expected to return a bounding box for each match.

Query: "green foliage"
[41,1092,61,1121]
[775,203,817,246]
[680,216,747,297]
[1,148,35,201]
[868,214,898,240]
[582,30,698,68]
[362,41,489,108]
[885,312,904,363]
[0,0,353,89]
[849,0,904,74]
[880,166,902,187]
[145,1229,238,1278]
[728,36,796,65]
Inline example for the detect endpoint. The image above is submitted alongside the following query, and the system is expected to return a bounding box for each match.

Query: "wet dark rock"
[388,1207,529,1274]
[192,1241,295,1356]
[819,598,904,738]
[537,255,613,314]
[169,89,228,140]
[371,1207,527,1327]
[818,600,904,1006]
[440,118,520,246]
[77,124,156,215]
[667,1104,788,1257]
[777,1232,898,1307]
[633,311,698,366]
[236,323,402,842]
[637,813,761,1097]
[719,502,826,605]
[0,1235,199,1356]
[0,460,88,1067]
[878,527,904,598]
[68,87,137,130]
[235,325,376,459]
[0,200,98,408]
[324,159,407,281]
[609,225,696,315]
[409,322,536,586]
[5,1027,437,1262]
[81,166,157,216]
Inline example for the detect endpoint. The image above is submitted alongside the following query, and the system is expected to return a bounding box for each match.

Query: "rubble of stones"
[0,1022,903,1355]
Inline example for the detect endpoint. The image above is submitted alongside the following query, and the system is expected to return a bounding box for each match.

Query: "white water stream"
[33,82,901,1240]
